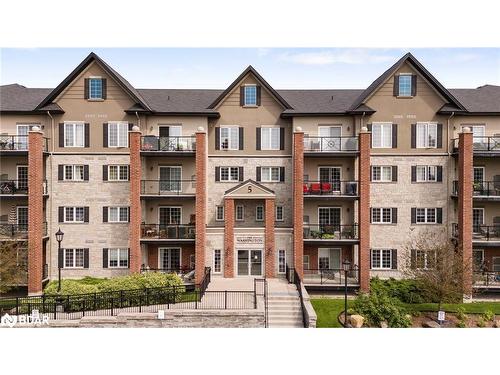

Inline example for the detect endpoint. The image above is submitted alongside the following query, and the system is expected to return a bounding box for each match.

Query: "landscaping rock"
[422,320,441,328]
[349,315,364,328]
[380,321,388,328]
[493,320,500,328]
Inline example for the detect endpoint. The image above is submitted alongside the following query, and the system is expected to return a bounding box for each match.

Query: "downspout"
[446,112,455,239]
[47,111,55,278]
[135,111,141,129]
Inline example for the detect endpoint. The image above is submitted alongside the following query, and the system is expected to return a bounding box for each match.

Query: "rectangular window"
[416,122,437,148]
[371,166,392,182]
[415,250,436,270]
[64,122,85,147]
[109,248,129,268]
[220,127,239,150]
[261,127,280,150]
[64,165,85,181]
[256,205,264,221]
[108,122,129,147]
[372,123,392,148]
[16,166,28,191]
[89,78,103,99]
[108,165,129,181]
[108,207,129,223]
[276,206,284,222]
[216,206,224,221]
[398,74,412,97]
[415,165,437,182]
[371,249,392,270]
[303,255,310,270]
[236,205,244,221]
[64,207,85,223]
[371,208,392,224]
[493,257,500,272]
[473,208,484,232]
[64,248,85,268]
[261,166,281,182]
[213,249,222,273]
[244,85,257,106]
[415,208,437,224]
[220,167,240,182]
[278,249,286,274]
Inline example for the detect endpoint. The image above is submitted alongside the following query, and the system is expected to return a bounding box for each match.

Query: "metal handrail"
[453,136,500,152]
[141,223,195,239]
[303,136,358,152]
[141,136,196,152]
[140,179,196,195]
[303,267,360,285]
[452,180,500,197]
[303,180,358,196]
[303,224,358,240]
[0,135,48,151]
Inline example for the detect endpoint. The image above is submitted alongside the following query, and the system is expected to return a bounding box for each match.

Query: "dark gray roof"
[278,89,364,114]
[136,89,221,114]
[449,85,500,113]
[0,84,51,111]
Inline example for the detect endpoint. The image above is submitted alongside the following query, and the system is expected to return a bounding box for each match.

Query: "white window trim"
[16,206,28,226]
[108,165,130,182]
[88,77,103,100]
[63,165,85,181]
[158,247,182,270]
[16,165,28,189]
[219,126,240,151]
[371,122,393,148]
[415,165,438,183]
[371,208,392,224]
[108,206,129,223]
[303,255,310,270]
[215,206,225,221]
[108,121,129,148]
[158,206,182,225]
[371,249,393,270]
[416,122,438,149]
[415,208,437,224]
[371,165,392,182]
[219,166,240,182]
[398,73,413,97]
[261,166,281,182]
[260,126,281,151]
[277,249,286,274]
[243,84,258,107]
[64,122,85,148]
[236,205,245,221]
[414,249,436,270]
[317,206,342,226]
[275,205,284,222]
[256,205,264,221]
[64,248,85,269]
[213,249,222,274]
[64,206,85,223]
[108,248,129,269]
[473,166,485,182]
[473,208,485,232]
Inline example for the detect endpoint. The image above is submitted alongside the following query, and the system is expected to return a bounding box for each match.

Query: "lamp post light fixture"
[55,228,64,292]
[342,259,351,328]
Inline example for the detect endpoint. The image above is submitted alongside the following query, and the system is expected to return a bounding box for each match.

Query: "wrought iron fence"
[0,135,48,151]
[141,136,196,152]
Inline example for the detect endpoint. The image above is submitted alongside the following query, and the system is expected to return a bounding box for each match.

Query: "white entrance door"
[237,249,262,276]
[159,248,181,271]
[17,125,32,150]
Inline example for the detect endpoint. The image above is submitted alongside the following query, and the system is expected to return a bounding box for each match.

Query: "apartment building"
[1,52,499,296]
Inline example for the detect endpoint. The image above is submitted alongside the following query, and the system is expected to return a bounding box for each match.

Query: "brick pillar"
[265,198,276,278]
[292,128,304,278]
[224,198,235,277]
[129,126,142,273]
[195,128,207,284]
[458,128,473,297]
[28,127,44,295]
[358,127,371,292]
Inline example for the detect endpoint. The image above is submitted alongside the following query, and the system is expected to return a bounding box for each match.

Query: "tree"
[0,241,27,294]
[401,229,471,309]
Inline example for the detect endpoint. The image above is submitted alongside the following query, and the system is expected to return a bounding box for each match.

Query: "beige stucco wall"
[292,116,356,137]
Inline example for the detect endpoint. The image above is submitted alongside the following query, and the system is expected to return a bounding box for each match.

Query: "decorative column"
[129,126,142,273]
[224,198,235,277]
[292,127,304,278]
[265,198,276,278]
[28,126,44,295]
[358,127,371,292]
[195,127,207,284]
[458,128,473,298]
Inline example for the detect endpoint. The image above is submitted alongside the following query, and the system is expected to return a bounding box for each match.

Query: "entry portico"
[223,180,276,278]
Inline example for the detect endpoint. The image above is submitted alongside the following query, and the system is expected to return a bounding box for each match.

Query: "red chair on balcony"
[310,183,321,195]
[303,184,310,194]
[321,182,331,194]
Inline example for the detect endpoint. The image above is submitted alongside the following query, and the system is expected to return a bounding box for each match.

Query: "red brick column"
[129,126,142,273]
[292,128,304,278]
[458,128,473,297]
[224,198,235,277]
[358,127,371,292]
[28,127,44,295]
[195,128,207,284]
[265,198,276,278]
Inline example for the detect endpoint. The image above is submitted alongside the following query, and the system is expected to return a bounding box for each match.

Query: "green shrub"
[482,310,495,322]
[456,320,466,328]
[370,277,426,304]
[477,317,486,328]
[456,306,467,321]
[44,279,100,295]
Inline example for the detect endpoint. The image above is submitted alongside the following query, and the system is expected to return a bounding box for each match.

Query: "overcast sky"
[1,48,499,90]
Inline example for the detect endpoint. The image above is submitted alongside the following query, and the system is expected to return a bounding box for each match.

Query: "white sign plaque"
[437,311,445,322]
[236,236,264,245]
[158,310,165,320]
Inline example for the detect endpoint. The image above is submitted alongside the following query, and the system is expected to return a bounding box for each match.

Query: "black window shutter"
[411,124,416,148]
[392,166,398,182]
[436,208,443,224]
[215,127,220,150]
[103,123,108,148]
[128,207,130,223]
[437,166,443,182]
[238,167,244,181]
[392,124,397,148]
[280,128,285,150]
[127,249,130,269]
[103,207,108,223]
[393,76,399,96]
[392,208,398,224]
[256,86,261,106]
[127,166,130,181]
[128,123,134,131]
[59,123,64,147]
[369,249,372,269]
[58,165,64,180]
[280,167,285,182]
[411,166,417,182]
[58,207,64,223]
[84,78,89,99]
[391,249,398,270]
[437,124,443,148]
[83,249,89,269]
[101,78,107,99]
[411,75,417,96]
[239,127,244,150]
[240,86,245,106]
[102,165,108,181]
[84,123,90,147]
[256,167,261,182]
[83,165,89,181]
[256,128,261,150]
[103,248,108,268]
[58,248,64,268]
[411,249,417,269]
[366,124,372,147]
[84,207,89,223]
[370,166,373,181]
[215,167,220,182]
[369,208,373,223]
[411,208,416,224]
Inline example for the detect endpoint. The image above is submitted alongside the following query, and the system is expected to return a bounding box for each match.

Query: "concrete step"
[268,322,304,328]
[267,305,302,311]
[268,295,300,300]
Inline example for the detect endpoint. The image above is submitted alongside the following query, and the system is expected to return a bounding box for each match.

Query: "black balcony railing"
[140,179,196,195]
[303,181,358,196]
[141,224,195,240]
[0,180,28,194]
[141,267,195,275]
[0,224,28,239]
[303,224,358,240]
[452,180,500,197]
[303,266,360,285]
[474,271,500,287]
[453,136,500,152]
[454,223,500,241]
[303,136,358,152]
[0,135,48,152]
[141,136,196,152]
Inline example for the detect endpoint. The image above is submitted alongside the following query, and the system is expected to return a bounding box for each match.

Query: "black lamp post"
[342,259,351,328]
[55,228,64,292]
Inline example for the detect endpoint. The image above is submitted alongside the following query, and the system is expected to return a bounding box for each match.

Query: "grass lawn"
[405,302,500,315]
